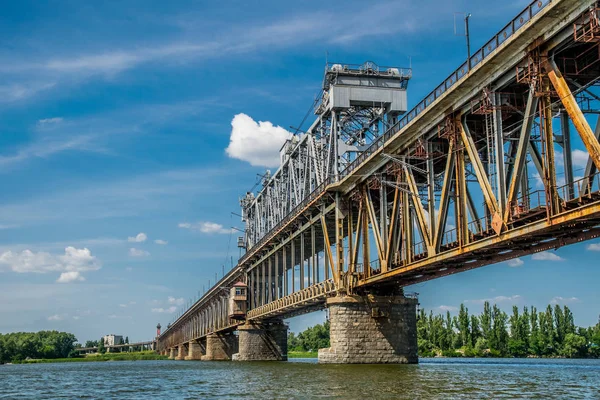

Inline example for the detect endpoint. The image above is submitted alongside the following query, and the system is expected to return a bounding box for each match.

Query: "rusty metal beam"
[404,165,433,254]
[547,58,600,171]
[505,84,539,223]
[434,139,456,251]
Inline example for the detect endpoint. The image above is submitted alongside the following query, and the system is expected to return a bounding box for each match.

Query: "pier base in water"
[236,320,287,361]
[318,294,418,364]
[201,332,237,361]
[185,340,205,360]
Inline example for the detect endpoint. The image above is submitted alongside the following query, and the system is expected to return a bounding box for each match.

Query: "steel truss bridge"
[158,0,600,352]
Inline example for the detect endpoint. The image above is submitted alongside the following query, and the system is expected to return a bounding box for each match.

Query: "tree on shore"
[98,337,106,354]
[0,331,77,363]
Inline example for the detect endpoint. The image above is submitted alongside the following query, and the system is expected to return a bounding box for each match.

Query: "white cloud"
[56,271,85,283]
[47,314,65,321]
[129,248,150,257]
[119,304,127,308]
[128,232,147,243]
[151,306,177,314]
[225,113,291,167]
[550,296,580,305]
[506,258,524,267]
[154,239,168,245]
[466,295,522,305]
[586,242,600,251]
[571,149,589,168]
[168,296,185,306]
[531,251,564,261]
[125,267,133,272]
[0,247,100,283]
[178,221,232,234]
[37,117,63,125]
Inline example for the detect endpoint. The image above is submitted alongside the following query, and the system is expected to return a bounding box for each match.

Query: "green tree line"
[288,321,330,352]
[418,302,600,358]
[0,331,78,363]
[287,303,600,358]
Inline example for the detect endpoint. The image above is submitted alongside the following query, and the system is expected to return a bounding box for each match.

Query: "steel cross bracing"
[240,62,411,250]
[158,0,600,351]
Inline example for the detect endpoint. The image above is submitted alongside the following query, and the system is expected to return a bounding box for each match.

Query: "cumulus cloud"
[0,246,100,282]
[154,239,168,245]
[531,251,564,261]
[47,314,66,321]
[505,258,524,267]
[225,113,292,167]
[129,248,149,257]
[56,271,85,283]
[178,221,232,234]
[586,242,600,251]
[466,295,522,305]
[128,232,147,243]
[151,306,177,314]
[550,296,580,305]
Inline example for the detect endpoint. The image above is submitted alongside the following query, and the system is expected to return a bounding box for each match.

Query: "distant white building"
[102,334,124,346]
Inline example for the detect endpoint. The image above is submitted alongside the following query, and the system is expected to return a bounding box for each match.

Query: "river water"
[1,358,599,399]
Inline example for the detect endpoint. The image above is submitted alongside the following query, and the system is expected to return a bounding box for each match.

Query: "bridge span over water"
[157,0,600,363]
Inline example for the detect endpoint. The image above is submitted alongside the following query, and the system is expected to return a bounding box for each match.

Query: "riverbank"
[288,351,318,358]
[14,351,167,364]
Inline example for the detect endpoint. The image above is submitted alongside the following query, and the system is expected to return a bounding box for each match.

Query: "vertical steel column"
[261,262,265,306]
[300,232,305,290]
[335,193,345,285]
[283,245,288,296]
[540,76,560,215]
[291,239,296,293]
[455,141,468,247]
[268,257,273,303]
[560,111,574,200]
[275,252,280,299]
[493,92,507,215]
[311,225,317,285]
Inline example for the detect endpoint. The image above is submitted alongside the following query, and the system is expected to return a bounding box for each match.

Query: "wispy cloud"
[178,221,233,234]
[531,251,564,262]
[129,248,149,257]
[550,296,580,305]
[505,258,524,267]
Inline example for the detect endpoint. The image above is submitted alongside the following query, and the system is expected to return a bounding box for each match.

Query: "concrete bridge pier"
[175,343,188,360]
[318,294,418,364]
[185,339,206,360]
[168,348,176,359]
[201,332,238,361]
[236,320,287,361]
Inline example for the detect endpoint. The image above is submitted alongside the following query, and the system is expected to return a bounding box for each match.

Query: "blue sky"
[1,0,598,343]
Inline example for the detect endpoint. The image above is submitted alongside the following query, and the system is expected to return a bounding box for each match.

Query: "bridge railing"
[247,279,336,320]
